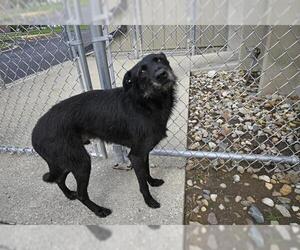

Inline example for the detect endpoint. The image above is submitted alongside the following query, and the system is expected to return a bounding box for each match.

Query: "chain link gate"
[0,25,299,172]
[0,25,107,158]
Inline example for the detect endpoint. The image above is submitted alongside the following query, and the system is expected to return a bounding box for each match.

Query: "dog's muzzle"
[155,68,176,85]
[155,69,169,82]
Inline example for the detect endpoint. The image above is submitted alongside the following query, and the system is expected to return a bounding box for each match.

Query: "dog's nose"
[155,69,168,81]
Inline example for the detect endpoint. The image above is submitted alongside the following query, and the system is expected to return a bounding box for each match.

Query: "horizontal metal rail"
[1,145,299,165]
[0,146,100,158]
[151,149,300,165]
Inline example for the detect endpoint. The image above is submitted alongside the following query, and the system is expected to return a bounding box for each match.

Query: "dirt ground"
[185,168,300,225]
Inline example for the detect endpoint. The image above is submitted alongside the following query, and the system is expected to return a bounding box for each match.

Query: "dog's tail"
[42,172,56,183]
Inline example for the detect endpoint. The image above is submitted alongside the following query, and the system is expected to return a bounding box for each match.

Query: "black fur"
[31,53,177,217]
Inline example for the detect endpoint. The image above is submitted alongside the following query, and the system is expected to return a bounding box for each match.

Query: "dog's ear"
[160,52,167,59]
[159,52,170,65]
[123,70,134,91]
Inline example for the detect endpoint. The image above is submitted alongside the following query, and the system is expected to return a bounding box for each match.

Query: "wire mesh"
[0,25,82,149]
[0,24,299,172]
[105,25,300,172]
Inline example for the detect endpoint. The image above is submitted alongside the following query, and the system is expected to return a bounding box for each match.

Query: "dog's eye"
[154,57,161,63]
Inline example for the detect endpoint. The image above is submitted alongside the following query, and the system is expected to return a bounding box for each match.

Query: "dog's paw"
[65,191,77,200]
[148,178,164,187]
[145,198,161,209]
[94,207,112,218]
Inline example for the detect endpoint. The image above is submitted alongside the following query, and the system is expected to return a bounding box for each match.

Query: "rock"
[262,198,274,207]
[292,206,299,212]
[258,175,271,182]
[193,206,200,213]
[210,194,217,202]
[296,195,300,201]
[224,196,230,203]
[248,205,264,224]
[218,204,225,210]
[233,174,240,183]
[237,166,244,174]
[251,174,258,179]
[203,194,210,200]
[194,136,202,141]
[247,196,256,203]
[246,167,254,174]
[202,130,209,138]
[277,197,291,204]
[201,206,207,212]
[280,184,292,196]
[201,199,209,207]
[272,191,282,197]
[203,189,210,195]
[207,70,216,78]
[295,189,300,194]
[190,142,200,150]
[265,183,273,190]
[270,179,277,184]
[235,196,242,202]
[187,180,193,187]
[208,142,217,149]
[207,212,218,225]
[244,182,250,186]
[275,204,291,218]
[241,200,252,207]
[220,183,227,189]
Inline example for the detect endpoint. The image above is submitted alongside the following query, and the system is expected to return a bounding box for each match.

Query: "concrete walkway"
[0,153,184,224]
[0,225,184,250]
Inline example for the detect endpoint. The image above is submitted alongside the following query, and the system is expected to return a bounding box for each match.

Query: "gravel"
[233,175,240,183]
[275,205,291,218]
[258,175,271,183]
[188,70,299,171]
[207,212,218,225]
[248,205,265,224]
[261,197,274,207]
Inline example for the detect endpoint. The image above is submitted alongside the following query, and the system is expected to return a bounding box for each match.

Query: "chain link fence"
[105,25,300,172]
[0,24,299,172]
[0,25,102,155]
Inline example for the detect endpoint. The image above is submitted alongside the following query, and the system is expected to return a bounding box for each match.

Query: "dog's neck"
[126,85,176,116]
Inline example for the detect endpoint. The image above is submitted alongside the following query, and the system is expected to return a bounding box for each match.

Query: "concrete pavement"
[0,153,184,224]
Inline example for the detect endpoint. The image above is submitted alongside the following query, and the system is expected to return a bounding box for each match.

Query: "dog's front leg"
[129,153,160,208]
[145,154,164,187]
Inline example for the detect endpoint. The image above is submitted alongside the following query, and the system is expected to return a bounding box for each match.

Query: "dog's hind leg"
[129,150,160,209]
[72,148,112,218]
[43,162,77,200]
[56,171,77,200]
[144,154,164,187]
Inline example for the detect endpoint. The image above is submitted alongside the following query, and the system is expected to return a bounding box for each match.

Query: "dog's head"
[123,53,177,98]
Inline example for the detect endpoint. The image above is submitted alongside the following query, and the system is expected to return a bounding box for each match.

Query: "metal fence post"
[72,25,108,159]
[90,25,127,165]
[0,73,5,90]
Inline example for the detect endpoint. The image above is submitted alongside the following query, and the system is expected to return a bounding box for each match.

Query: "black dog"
[31,52,177,217]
